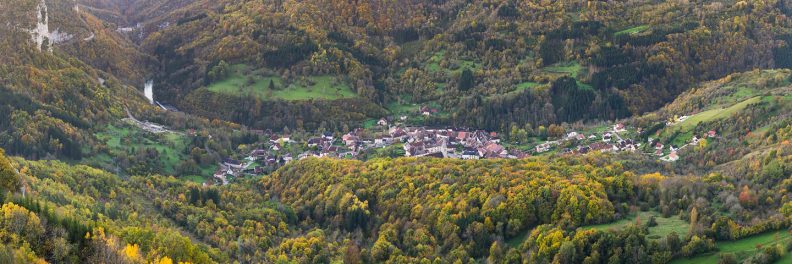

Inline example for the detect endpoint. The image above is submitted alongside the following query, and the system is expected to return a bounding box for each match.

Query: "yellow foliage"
[157,256,174,264]
[637,173,666,187]
[122,243,141,262]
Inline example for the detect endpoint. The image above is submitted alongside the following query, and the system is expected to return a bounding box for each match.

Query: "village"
[211,119,526,185]
[206,111,720,185]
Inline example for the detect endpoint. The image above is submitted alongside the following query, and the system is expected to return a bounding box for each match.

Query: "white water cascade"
[144,80,154,104]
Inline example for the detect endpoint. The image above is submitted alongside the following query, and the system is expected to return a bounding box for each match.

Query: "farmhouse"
[535,143,551,153]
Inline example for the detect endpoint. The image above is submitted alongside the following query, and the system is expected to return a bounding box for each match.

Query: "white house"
[462,149,480,160]
[535,144,551,153]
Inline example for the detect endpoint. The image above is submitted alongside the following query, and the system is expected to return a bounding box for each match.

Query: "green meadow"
[581,211,690,240]
[672,230,792,264]
[207,64,357,101]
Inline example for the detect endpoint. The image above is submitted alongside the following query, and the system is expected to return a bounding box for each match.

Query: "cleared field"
[386,101,420,115]
[207,64,356,101]
[516,82,540,91]
[581,211,689,240]
[543,61,582,77]
[425,50,481,75]
[362,119,378,129]
[95,124,185,174]
[426,50,445,73]
[615,25,650,35]
[506,211,687,249]
[672,96,761,132]
[671,230,792,264]
[92,124,213,178]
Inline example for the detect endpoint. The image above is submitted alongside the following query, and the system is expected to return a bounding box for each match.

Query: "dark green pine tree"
[458,68,474,91]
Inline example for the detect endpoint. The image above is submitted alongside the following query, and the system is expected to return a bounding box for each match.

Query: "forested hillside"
[1,1,792,263]
[102,0,792,132]
[1,144,790,263]
[0,0,148,159]
[5,0,792,132]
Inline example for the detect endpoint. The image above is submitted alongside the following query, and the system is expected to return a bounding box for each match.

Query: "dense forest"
[0,141,790,263]
[98,0,792,132]
[0,0,792,263]
[5,0,790,133]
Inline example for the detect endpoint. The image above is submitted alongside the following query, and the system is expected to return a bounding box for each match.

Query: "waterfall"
[144,80,154,104]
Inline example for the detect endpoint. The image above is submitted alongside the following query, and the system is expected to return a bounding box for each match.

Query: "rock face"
[25,0,73,52]
[29,0,50,52]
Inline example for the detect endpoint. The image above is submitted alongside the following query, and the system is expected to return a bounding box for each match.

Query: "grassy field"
[671,96,761,132]
[92,123,214,178]
[386,101,420,115]
[577,81,594,91]
[616,25,649,35]
[400,40,425,59]
[543,61,582,77]
[362,119,379,129]
[426,51,445,73]
[95,124,186,174]
[207,64,356,101]
[516,81,540,92]
[581,211,690,240]
[454,59,480,74]
[506,211,687,249]
[671,230,792,264]
[425,50,482,75]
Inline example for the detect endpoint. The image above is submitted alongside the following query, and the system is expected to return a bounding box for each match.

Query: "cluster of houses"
[392,127,529,159]
[207,120,714,185]
[209,124,534,185]
[534,124,641,156]
[344,125,529,159]
[655,129,717,162]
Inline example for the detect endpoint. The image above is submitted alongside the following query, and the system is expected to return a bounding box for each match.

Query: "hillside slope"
[0,0,165,159]
[86,0,791,133]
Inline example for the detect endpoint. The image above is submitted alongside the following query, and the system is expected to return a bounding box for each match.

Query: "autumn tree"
[0,149,19,195]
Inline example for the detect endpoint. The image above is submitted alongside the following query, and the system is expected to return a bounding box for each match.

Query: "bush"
[647,216,658,227]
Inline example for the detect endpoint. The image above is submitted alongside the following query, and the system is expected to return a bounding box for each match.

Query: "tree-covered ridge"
[626,69,792,179]
[261,156,636,262]
[1,1,792,263]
